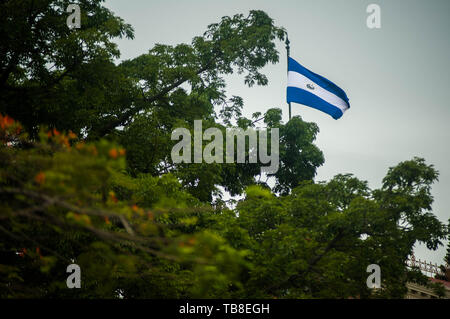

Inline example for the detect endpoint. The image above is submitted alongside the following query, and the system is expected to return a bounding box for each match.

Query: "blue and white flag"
[287,57,350,119]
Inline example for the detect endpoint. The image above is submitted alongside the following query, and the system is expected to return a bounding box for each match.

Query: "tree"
[0,0,134,136]
[436,221,450,281]
[0,1,327,202]
[1,116,446,298]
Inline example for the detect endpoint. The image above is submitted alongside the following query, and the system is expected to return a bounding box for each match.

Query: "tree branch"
[92,60,214,137]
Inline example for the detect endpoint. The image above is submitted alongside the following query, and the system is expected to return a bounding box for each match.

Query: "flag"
[287,57,350,119]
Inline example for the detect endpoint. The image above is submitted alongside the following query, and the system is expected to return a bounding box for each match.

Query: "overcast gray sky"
[105,0,450,265]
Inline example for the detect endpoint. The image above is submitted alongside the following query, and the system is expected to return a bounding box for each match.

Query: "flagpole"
[285,34,291,121]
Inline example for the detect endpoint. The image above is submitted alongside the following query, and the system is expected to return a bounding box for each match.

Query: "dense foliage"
[0,0,447,298]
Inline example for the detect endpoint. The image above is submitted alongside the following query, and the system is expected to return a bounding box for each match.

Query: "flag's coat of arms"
[287,57,350,119]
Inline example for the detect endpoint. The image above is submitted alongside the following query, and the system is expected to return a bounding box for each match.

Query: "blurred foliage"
[0,116,447,298]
